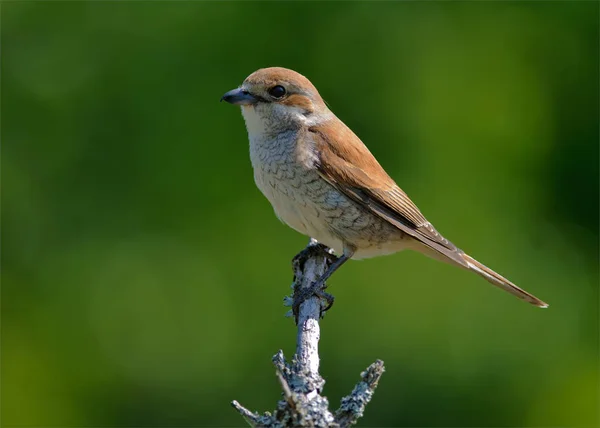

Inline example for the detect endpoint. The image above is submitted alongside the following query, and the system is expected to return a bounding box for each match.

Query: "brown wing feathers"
[309,122,469,268]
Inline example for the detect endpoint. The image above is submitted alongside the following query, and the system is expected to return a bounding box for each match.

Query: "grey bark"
[232,240,385,427]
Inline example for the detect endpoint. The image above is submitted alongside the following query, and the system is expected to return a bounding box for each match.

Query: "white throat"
[241,104,332,138]
[240,106,267,136]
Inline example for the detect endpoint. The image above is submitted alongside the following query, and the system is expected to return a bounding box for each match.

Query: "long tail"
[461,253,548,308]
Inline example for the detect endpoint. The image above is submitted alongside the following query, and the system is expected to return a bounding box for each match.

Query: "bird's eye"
[268,85,286,99]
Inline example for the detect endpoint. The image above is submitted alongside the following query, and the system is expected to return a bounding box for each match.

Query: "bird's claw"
[317,289,335,313]
[292,279,335,323]
[290,241,338,323]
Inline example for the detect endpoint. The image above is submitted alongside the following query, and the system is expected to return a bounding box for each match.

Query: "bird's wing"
[308,121,469,268]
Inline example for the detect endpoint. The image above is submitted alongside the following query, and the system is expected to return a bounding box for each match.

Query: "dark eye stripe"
[253,94,268,103]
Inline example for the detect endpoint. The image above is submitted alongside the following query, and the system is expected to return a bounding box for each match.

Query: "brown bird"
[221,67,548,309]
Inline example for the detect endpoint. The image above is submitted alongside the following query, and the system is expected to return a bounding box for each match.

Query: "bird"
[221,67,548,309]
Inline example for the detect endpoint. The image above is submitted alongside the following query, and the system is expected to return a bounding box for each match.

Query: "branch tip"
[231,400,260,426]
[334,360,386,427]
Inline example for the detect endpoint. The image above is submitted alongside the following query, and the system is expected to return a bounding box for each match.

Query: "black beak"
[220,88,258,105]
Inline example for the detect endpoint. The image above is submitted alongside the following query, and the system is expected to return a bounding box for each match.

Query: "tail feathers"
[461,253,548,308]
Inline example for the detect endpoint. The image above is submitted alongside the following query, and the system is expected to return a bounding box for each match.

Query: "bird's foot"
[289,239,338,323]
[292,278,335,323]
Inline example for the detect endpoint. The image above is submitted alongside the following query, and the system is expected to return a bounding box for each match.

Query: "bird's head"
[221,67,330,135]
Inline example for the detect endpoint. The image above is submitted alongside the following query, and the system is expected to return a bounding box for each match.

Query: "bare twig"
[334,359,386,427]
[231,400,261,426]
[232,240,384,427]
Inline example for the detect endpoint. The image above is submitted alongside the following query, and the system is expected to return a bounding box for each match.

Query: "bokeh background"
[2,2,598,427]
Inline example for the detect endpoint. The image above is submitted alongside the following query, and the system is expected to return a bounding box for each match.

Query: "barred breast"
[248,130,407,259]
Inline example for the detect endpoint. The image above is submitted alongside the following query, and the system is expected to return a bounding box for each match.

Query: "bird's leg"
[292,245,355,320]
[311,253,350,308]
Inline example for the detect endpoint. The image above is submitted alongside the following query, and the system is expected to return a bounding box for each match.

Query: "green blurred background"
[2,2,598,427]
